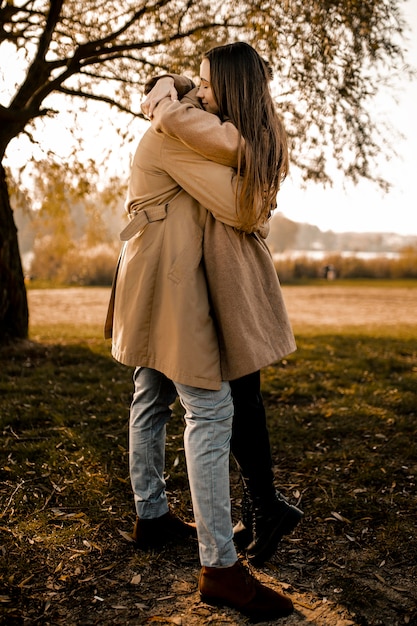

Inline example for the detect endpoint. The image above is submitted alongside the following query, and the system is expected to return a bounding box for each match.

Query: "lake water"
[272,250,402,261]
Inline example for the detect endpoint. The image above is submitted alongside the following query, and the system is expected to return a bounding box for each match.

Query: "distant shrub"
[63,243,120,285]
[30,238,120,285]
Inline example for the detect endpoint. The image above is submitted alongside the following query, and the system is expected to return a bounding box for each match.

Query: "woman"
[106,42,295,620]
[144,42,303,566]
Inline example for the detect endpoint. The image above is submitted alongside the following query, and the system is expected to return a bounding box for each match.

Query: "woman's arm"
[151,92,242,169]
[142,78,267,234]
[143,75,243,169]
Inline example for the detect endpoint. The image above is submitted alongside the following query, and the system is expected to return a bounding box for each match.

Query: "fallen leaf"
[117,528,135,542]
[18,574,35,588]
[145,618,182,624]
[130,574,142,585]
[374,573,386,584]
[69,551,88,560]
[52,509,85,520]
[80,576,95,583]
[331,511,351,524]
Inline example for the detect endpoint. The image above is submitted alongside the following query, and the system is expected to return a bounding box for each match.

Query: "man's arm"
[160,137,269,237]
[158,133,250,231]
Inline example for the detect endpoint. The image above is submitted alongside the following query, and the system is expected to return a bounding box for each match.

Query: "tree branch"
[55,86,146,119]
[36,0,65,61]
[72,20,225,68]
[9,0,65,109]
[69,0,173,63]
[0,103,51,124]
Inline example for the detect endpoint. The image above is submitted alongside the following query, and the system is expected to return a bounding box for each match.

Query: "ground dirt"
[4,286,416,626]
[27,285,417,331]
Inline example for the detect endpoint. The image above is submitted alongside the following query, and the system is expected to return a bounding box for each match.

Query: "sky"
[3,1,417,236]
[278,0,417,236]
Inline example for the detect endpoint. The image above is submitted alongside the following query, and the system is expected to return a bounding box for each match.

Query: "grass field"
[1,283,416,625]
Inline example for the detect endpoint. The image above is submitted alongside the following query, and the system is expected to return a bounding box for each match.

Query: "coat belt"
[119,204,168,241]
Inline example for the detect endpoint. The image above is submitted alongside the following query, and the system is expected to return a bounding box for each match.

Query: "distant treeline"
[274,248,417,282]
[11,161,416,285]
[25,243,417,286]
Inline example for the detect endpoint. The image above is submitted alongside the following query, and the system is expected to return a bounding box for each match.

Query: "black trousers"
[230,371,275,502]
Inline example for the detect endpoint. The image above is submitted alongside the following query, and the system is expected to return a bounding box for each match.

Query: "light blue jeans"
[129,366,237,567]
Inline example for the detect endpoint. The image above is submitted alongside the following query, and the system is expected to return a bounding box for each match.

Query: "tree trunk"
[0,163,29,343]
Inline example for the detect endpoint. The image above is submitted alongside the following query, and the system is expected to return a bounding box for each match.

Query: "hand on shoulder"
[141,77,178,119]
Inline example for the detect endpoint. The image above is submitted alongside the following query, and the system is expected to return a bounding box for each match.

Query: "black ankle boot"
[246,491,303,566]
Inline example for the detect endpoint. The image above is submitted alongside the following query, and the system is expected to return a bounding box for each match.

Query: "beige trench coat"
[105,91,296,388]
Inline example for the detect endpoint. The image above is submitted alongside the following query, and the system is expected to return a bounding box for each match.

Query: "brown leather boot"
[199,560,293,620]
[132,510,197,550]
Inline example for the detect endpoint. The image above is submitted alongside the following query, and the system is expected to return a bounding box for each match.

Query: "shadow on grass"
[0,340,194,624]
[261,334,417,625]
[0,335,416,625]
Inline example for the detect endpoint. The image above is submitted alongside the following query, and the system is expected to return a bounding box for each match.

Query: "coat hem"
[111,348,222,391]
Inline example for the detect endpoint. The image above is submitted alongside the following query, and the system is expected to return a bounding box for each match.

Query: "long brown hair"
[204,42,289,232]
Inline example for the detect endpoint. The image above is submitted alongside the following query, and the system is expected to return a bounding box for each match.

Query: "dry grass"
[1,284,416,625]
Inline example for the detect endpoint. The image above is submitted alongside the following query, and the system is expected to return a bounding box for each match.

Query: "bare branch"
[56,85,147,118]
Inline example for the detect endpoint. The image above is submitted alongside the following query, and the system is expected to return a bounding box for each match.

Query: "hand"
[141,77,178,119]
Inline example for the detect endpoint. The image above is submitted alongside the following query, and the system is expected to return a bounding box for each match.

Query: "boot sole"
[200,593,294,621]
[247,507,303,566]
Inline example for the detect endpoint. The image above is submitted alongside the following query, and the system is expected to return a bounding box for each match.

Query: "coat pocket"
[168,226,203,285]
